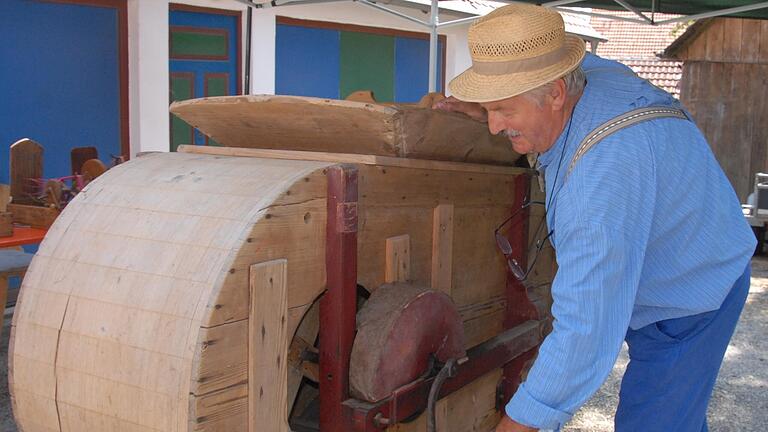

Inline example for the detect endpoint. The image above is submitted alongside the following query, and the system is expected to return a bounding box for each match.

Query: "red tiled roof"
[589,10,686,59]
[621,58,683,97]
[586,9,687,98]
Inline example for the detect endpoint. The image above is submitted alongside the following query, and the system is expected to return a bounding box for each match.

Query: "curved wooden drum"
[9,149,547,432]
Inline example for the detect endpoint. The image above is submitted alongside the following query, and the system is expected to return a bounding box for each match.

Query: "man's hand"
[431,96,488,123]
[495,414,538,432]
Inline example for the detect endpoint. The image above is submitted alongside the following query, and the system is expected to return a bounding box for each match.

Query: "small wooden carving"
[9,138,43,205]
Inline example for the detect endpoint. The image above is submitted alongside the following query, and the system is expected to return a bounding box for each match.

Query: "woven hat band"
[471,44,567,76]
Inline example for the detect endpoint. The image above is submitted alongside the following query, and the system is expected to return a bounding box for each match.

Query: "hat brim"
[449,35,586,103]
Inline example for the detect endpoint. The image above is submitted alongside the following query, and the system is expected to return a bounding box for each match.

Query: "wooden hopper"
[169,95,520,166]
[9,96,553,432]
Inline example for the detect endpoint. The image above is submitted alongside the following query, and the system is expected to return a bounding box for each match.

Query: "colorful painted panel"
[203,73,229,146]
[170,26,229,60]
[170,72,195,151]
[340,31,395,102]
[275,25,340,98]
[275,19,446,104]
[169,5,241,148]
[0,0,125,184]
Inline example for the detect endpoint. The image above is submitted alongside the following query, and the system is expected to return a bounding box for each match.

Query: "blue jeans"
[615,265,751,432]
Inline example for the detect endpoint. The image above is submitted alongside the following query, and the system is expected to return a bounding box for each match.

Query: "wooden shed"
[663,18,768,201]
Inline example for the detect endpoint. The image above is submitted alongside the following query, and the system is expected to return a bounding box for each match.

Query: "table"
[0,249,34,328]
[0,226,47,248]
[0,225,46,319]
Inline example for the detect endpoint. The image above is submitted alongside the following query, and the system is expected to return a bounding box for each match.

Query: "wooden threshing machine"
[9,95,555,431]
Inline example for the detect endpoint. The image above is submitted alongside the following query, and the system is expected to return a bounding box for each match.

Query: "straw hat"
[449,4,586,103]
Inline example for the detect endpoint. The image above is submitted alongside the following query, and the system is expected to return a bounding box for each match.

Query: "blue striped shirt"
[505,53,756,430]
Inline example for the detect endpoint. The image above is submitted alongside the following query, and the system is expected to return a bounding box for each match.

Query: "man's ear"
[548,78,567,111]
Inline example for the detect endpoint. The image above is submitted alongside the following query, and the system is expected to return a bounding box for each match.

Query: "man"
[435,4,756,432]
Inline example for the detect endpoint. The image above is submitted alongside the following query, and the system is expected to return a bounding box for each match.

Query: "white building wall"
[127,0,475,155]
[128,0,171,156]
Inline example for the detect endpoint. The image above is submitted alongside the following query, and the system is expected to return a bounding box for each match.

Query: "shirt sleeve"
[506,221,644,430]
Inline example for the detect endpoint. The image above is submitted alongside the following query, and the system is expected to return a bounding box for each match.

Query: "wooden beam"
[385,234,411,283]
[178,145,530,176]
[249,259,289,432]
[431,204,454,294]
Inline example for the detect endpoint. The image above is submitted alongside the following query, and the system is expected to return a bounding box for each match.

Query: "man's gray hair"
[524,66,586,106]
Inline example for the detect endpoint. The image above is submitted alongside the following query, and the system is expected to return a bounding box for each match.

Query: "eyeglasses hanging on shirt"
[494,200,553,283]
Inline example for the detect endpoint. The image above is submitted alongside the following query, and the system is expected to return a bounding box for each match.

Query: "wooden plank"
[9,388,61,432]
[206,171,328,326]
[685,32,707,61]
[385,235,411,283]
[760,21,768,63]
[58,402,163,432]
[189,384,248,431]
[9,138,43,205]
[431,204,453,294]
[7,203,59,229]
[192,320,248,396]
[0,212,11,237]
[705,19,725,61]
[170,95,520,166]
[249,259,290,432]
[388,369,502,432]
[191,307,309,395]
[0,183,9,233]
[740,19,762,63]
[722,18,742,63]
[287,300,320,414]
[178,145,529,176]
[0,184,9,212]
[55,367,176,431]
[430,207,455,432]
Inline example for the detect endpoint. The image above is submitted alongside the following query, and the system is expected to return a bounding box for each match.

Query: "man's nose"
[487,112,505,135]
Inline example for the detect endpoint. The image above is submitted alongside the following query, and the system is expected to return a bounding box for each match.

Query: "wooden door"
[169,4,242,151]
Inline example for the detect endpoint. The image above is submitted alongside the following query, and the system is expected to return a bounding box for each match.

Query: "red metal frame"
[318,171,543,430]
[343,320,543,431]
[320,165,359,430]
[500,173,542,404]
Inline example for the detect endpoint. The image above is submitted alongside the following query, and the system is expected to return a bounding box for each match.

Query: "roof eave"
[660,18,713,59]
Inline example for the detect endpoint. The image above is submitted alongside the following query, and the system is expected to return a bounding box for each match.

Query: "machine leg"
[319,165,359,431]
[501,174,542,403]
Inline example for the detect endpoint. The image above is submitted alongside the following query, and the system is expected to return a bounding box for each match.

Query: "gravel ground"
[1,257,766,431]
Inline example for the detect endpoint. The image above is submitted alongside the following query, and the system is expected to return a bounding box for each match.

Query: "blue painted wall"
[394,36,445,103]
[0,0,123,184]
[276,25,341,99]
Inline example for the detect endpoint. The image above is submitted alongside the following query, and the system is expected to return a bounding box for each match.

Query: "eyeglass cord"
[528,103,577,253]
